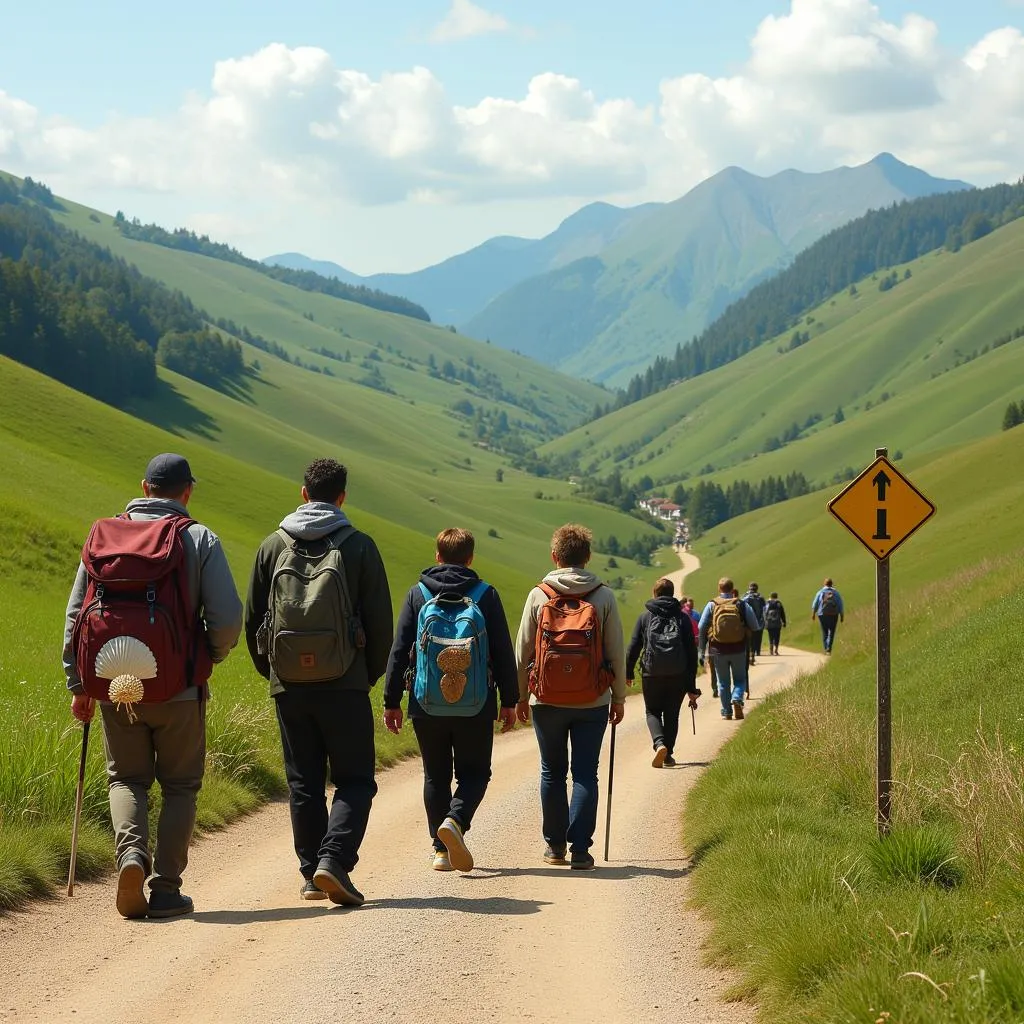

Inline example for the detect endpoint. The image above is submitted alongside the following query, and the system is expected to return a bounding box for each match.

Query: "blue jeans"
[531,704,608,853]
[712,652,748,715]
[819,615,839,652]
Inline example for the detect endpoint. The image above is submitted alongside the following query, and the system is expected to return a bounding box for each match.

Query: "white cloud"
[429,0,510,43]
[2,1,1024,222]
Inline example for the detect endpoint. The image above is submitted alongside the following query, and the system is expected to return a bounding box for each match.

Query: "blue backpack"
[412,581,491,716]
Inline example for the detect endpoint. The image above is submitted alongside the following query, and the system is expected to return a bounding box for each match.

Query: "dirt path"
[0,555,823,1024]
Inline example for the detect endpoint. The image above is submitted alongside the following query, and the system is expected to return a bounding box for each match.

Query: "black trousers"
[274,688,378,878]
[412,712,494,851]
[748,629,764,660]
[767,627,782,651]
[641,676,686,756]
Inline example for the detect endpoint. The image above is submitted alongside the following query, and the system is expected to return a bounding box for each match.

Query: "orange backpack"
[528,584,610,705]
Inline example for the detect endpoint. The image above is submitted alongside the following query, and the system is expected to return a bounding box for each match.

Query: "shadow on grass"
[129,379,221,440]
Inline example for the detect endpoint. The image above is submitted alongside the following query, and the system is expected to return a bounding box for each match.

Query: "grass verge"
[684,552,1024,1022]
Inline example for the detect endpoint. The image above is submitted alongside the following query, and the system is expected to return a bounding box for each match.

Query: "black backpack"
[745,592,766,629]
[643,610,689,676]
[819,589,840,616]
[764,600,783,629]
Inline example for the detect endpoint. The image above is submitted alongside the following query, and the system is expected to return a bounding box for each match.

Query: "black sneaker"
[733,701,745,721]
[663,755,677,767]
[711,687,719,698]
[147,890,194,918]
[570,851,596,871]
[313,861,365,906]
[115,853,149,920]
[300,879,328,900]
[543,845,568,865]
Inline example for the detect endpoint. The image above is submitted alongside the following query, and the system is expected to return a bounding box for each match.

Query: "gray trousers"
[100,698,206,893]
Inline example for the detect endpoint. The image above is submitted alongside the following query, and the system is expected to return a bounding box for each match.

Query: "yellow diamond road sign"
[828,455,936,560]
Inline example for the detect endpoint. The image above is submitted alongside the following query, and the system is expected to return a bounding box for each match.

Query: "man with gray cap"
[244,458,393,905]
[64,453,243,919]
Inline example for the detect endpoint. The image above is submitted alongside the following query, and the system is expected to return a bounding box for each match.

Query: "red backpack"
[528,584,610,705]
[72,515,211,703]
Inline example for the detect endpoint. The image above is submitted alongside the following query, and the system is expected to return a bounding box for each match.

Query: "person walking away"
[764,592,787,655]
[382,529,517,872]
[743,583,766,667]
[245,458,393,905]
[515,524,626,870]
[811,577,845,654]
[64,453,242,919]
[698,578,759,721]
[626,579,699,768]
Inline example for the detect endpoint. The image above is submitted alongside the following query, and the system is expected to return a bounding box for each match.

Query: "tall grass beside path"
[683,552,1024,1022]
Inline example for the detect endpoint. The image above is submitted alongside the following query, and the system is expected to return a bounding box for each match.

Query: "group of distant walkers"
[61,452,845,919]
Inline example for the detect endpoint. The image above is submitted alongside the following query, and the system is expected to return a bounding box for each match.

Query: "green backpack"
[265,527,364,683]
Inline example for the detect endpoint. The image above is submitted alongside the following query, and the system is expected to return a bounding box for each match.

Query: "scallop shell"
[440,671,467,704]
[95,636,157,681]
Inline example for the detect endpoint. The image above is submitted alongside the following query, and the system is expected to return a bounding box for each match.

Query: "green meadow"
[678,424,1024,1022]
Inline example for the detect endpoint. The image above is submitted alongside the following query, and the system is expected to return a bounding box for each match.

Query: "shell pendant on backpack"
[95,636,157,722]
[436,645,472,704]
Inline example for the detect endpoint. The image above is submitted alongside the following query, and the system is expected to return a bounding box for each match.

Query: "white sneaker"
[652,744,668,768]
[437,817,474,872]
[431,849,454,872]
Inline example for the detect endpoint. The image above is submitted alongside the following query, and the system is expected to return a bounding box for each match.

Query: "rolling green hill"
[0,171,610,443]
[544,215,1024,503]
[465,154,969,385]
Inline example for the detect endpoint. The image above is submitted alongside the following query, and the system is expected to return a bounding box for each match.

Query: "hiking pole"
[691,704,697,735]
[603,721,617,862]
[67,720,90,897]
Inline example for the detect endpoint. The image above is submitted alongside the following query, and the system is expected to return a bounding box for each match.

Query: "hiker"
[244,458,393,906]
[811,577,845,654]
[698,577,760,721]
[626,578,699,768]
[764,592,787,655]
[382,528,518,873]
[681,596,701,636]
[63,453,243,919]
[743,582,766,666]
[514,523,626,870]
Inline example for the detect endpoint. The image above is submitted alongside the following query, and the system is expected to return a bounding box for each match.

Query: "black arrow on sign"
[873,509,891,541]
[873,470,891,501]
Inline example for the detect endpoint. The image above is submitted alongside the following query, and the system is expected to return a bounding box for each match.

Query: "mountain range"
[268,154,970,385]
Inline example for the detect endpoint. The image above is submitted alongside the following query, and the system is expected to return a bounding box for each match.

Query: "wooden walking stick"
[67,720,90,897]
[603,721,617,862]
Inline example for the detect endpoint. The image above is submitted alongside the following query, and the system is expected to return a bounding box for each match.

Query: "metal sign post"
[827,446,935,836]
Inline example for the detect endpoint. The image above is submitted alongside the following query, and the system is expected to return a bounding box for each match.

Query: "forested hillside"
[0,177,242,405]
[606,177,1024,414]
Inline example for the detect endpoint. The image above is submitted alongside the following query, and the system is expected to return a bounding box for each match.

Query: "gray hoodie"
[278,503,351,540]
[62,497,244,698]
[514,567,627,707]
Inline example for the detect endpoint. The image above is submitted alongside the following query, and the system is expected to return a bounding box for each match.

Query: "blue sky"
[2,0,1023,271]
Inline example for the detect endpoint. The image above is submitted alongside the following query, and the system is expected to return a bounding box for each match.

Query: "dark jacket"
[764,599,787,628]
[625,596,698,687]
[63,497,243,699]
[244,503,393,697]
[743,590,767,630]
[383,564,518,718]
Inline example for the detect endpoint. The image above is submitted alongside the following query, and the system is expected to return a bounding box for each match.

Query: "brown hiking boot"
[732,701,745,721]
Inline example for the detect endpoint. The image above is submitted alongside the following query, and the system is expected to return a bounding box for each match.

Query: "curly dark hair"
[304,458,348,503]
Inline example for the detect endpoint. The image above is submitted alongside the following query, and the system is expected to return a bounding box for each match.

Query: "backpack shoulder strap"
[417,582,433,604]
[467,580,490,604]
[538,582,559,600]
